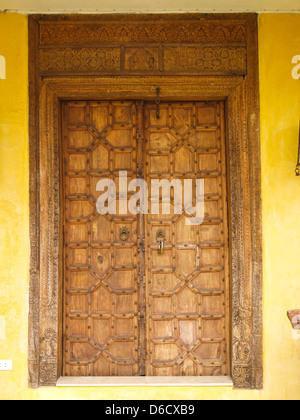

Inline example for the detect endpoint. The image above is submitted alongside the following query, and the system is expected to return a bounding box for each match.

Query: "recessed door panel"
[62,101,139,377]
[144,102,230,377]
[62,100,230,377]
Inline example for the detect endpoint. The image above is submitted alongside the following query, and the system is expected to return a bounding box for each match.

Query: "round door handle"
[120,227,130,242]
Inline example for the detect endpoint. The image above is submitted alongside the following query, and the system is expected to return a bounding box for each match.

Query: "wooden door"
[62,101,140,376]
[144,102,230,376]
[62,100,230,377]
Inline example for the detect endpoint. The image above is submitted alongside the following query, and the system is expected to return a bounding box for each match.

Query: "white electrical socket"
[0,360,12,371]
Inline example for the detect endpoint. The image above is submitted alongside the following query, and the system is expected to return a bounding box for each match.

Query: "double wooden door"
[62,100,230,377]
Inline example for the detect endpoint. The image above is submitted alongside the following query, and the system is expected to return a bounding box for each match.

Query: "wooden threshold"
[56,376,233,387]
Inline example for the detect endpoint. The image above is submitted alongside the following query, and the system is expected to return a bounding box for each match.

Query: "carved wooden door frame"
[28,13,263,389]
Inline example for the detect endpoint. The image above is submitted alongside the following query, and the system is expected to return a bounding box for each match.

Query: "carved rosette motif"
[233,366,252,388]
[40,362,58,386]
[29,14,262,390]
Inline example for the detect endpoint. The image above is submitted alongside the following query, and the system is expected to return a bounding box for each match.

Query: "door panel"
[62,100,230,377]
[62,101,139,376]
[144,102,230,377]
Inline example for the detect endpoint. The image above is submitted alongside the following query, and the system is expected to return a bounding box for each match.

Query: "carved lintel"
[39,45,246,76]
[39,20,247,45]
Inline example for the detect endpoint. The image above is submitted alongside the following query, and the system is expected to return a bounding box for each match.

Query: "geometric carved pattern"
[40,48,121,73]
[163,47,247,73]
[39,45,246,75]
[38,17,248,76]
[62,100,230,378]
[39,21,247,45]
[144,102,230,376]
[62,101,139,376]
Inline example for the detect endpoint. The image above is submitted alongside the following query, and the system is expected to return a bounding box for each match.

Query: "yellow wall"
[0,13,300,400]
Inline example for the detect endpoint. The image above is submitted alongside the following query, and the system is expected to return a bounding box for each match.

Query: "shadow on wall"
[0,55,6,79]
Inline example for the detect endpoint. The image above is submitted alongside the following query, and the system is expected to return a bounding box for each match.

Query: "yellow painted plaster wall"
[0,13,299,400]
